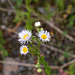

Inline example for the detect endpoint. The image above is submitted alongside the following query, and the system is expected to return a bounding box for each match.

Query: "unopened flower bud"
[37,68,42,73]
[35,21,41,27]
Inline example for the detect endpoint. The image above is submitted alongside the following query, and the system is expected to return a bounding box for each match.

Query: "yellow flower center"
[23,47,28,53]
[23,34,29,40]
[41,34,47,39]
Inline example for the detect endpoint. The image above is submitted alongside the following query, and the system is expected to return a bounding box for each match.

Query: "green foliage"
[31,36,37,41]
[28,37,39,55]
[28,35,51,75]
[63,30,68,34]
[0,31,8,59]
[13,0,22,6]
[72,0,75,6]
[67,64,75,75]
[63,51,70,58]
[44,3,53,20]
[13,0,25,23]
[67,15,75,29]
[56,0,64,11]
[40,56,51,75]
[0,32,5,44]
[25,0,33,30]
[28,40,40,56]
[33,0,39,2]
[26,0,31,6]
[14,0,33,30]
[14,10,25,23]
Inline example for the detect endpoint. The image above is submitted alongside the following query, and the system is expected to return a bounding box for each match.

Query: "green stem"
[25,0,33,30]
[37,41,51,75]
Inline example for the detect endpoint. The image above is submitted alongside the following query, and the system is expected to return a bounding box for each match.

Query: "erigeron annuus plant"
[18,22,51,75]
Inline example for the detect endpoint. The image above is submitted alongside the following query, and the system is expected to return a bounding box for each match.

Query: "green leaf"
[67,64,75,75]
[0,31,8,59]
[56,0,64,11]
[63,30,68,34]
[40,56,51,75]
[63,51,70,58]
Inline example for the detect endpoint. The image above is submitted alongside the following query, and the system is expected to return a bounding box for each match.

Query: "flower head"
[35,21,41,27]
[20,45,28,55]
[18,30,32,44]
[38,30,51,42]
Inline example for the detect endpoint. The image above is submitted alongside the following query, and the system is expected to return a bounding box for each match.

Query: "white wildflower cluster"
[18,30,32,55]
[18,21,51,55]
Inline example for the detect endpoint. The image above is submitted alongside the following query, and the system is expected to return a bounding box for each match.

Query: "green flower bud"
[37,68,42,73]
[40,28,43,31]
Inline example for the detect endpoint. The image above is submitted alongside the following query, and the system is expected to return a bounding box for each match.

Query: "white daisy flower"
[38,30,51,42]
[35,21,41,27]
[20,45,28,55]
[18,30,32,44]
